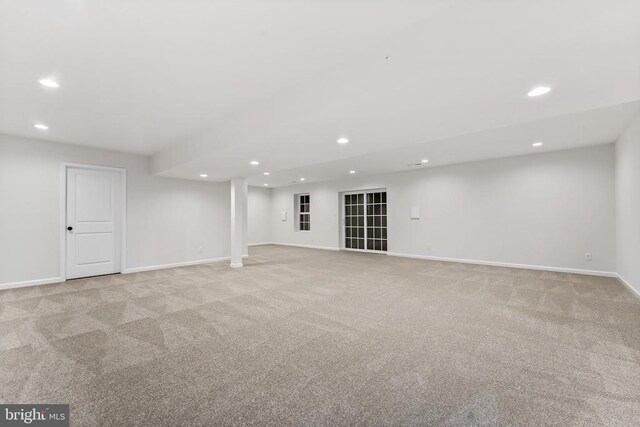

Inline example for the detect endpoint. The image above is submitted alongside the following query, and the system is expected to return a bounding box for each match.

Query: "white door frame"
[339,188,388,253]
[59,162,127,280]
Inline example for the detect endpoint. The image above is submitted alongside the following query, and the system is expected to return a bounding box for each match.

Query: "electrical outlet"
[585,252,592,261]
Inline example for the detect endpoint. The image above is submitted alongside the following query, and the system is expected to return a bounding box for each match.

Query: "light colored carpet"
[1,245,639,426]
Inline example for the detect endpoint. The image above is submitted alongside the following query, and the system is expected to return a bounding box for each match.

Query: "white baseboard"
[0,255,251,291]
[271,242,339,251]
[616,274,640,299]
[386,252,617,278]
[124,256,231,273]
[249,242,273,247]
[0,276,64,291]
[265,245,615,277]
[0,250,623,292]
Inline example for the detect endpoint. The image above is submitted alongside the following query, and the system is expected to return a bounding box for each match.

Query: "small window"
[296,194,310,231]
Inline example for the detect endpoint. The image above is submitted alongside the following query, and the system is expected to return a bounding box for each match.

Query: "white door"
[66,167,123,279]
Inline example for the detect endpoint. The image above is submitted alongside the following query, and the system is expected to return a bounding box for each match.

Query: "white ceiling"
[244,101,640,187]
[1,0,640,186]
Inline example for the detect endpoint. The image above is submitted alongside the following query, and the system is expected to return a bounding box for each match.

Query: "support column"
[230,177,248,268]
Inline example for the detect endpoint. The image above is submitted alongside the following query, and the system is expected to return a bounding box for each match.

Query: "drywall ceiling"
[0,0,429,153]
[1,0,639,185]
[240,101,640,188]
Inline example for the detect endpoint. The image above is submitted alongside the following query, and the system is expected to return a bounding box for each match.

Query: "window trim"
[295,193,311,232]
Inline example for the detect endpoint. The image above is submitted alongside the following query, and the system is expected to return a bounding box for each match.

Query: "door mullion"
[364,195,368,247]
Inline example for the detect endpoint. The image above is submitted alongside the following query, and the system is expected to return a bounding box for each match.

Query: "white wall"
[271,145,616,274]
[248,186,272,244]
[616,113,640,294]
[0,134,231,286]
[0,134,622,286]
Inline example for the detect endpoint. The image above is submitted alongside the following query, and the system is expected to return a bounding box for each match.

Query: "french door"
[343,190,387,252]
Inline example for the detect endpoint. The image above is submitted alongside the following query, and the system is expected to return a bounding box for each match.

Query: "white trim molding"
[124,256,231,274]
[387,252,617,277]
[0,255,248,290]
[0,277,64,291]
[617,274,640,299]
[265,244,616,277]
[249,242,273,247]
[0,249,627,293]
[271,242,340,251]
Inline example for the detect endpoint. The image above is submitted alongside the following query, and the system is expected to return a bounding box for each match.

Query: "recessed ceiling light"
[532,142,544,147]
[250,160,260,165]
[349,170,356,174]
[527,86,551,97]
[263,183,269,186]
[300,177,305,181]
[421,159,429,164]
[38,78,59,88]
[337,137,349,144]
[199,173,208,178]
[34,123,49,130]
[263,172,270,176]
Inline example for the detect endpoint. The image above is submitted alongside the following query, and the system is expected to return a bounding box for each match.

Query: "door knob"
[67,226,73,231]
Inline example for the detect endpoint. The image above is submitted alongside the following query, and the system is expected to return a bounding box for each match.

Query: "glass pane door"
[344,191,387,252]
[344,193,365,249]
[366,191,387,251]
